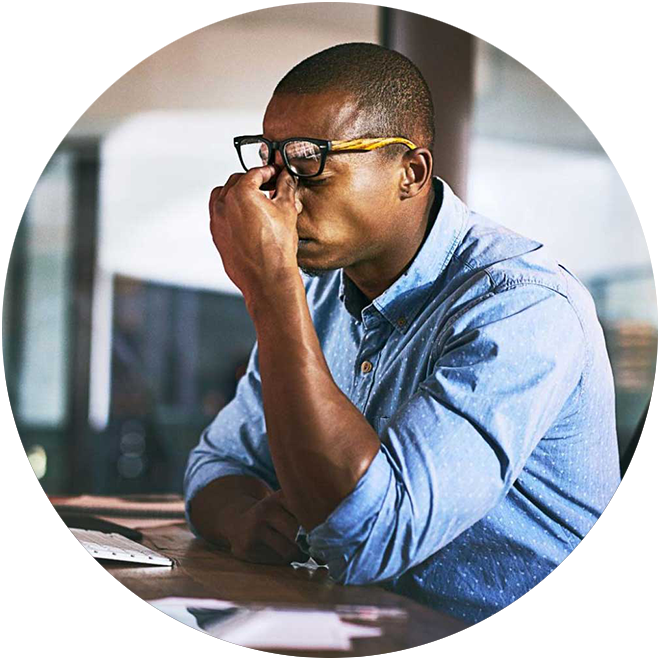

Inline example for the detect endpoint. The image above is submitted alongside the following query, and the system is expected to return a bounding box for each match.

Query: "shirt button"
[397,316,407,328]
[360,360,373,374]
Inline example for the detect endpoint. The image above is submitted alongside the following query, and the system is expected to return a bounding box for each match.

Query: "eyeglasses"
[233,135,418,179]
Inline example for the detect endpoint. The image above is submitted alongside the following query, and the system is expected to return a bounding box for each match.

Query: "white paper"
[150,597,384,651]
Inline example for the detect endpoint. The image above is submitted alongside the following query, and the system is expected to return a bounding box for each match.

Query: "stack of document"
[150,597,404,651]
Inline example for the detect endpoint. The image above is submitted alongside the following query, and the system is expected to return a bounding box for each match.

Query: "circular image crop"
[3,3,656,656]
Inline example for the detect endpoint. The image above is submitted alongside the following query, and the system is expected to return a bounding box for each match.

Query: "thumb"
[274,167,298,206]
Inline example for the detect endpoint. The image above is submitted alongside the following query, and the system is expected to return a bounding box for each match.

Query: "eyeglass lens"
[239,138,271,170]
[239,139,322,176]
[283,141,322,176]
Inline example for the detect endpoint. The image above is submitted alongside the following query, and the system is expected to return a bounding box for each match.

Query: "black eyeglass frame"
[233,135,332,179]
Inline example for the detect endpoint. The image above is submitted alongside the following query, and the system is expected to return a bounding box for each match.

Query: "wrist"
[190,476,271,547]
[245,268,306,323]
[218,491,258,524]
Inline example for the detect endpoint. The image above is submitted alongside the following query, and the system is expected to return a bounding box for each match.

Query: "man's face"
[262,92,407,275]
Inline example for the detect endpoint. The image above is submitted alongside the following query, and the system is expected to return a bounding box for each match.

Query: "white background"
[2,2,658,648]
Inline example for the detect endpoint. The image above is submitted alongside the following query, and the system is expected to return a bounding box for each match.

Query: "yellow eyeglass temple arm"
[330,137,418,152]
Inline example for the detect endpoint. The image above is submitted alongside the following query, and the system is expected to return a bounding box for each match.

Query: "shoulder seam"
[496,280,591,375]
[492,276,568,298]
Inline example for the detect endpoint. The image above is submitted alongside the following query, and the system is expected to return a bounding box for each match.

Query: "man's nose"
[273,150,286,169]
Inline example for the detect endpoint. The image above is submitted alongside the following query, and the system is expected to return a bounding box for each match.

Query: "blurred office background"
[2,4,655,495]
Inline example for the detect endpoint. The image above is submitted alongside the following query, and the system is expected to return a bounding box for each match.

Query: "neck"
[344,182,439,302]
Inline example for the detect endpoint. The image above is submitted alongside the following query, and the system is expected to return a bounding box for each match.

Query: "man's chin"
[297,256,334,278]
[298,264,330,278]
[297,245,335,278]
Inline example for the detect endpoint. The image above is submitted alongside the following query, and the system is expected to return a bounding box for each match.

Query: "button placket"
[351,321,390,413]
[355,337,378,382]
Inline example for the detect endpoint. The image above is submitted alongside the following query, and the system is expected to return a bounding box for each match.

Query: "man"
[185,43,620,624]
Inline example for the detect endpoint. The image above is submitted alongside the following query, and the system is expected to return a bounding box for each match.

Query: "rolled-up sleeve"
[184,343,277,533]
[306,283,586,585]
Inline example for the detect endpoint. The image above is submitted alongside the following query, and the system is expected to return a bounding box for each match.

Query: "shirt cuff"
[305,448,394,582]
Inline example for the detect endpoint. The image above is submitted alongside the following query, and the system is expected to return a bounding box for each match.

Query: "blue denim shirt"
[185,177,620,624]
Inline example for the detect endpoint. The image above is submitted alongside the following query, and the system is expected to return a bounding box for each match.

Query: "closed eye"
[299,177,329,188]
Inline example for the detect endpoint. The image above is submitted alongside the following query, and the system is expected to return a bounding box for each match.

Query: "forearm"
[189,474,273,546]
[247,276,380,530]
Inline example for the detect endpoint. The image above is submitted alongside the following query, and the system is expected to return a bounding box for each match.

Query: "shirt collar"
[339,177,469,333]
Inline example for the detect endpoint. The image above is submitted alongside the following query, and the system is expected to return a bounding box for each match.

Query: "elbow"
[311,514,413,587]
[324,552,378,586]
[334,572,370,587]
[305,449,416,585]
[331,563,382,587]
[322,535,410,586]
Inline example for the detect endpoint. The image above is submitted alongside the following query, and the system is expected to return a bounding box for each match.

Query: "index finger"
[240,164,278,191]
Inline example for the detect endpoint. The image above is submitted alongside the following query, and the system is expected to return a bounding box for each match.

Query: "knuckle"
[209,187,222,207]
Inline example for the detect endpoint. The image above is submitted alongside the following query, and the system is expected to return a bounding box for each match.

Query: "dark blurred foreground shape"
[2,376,658,656]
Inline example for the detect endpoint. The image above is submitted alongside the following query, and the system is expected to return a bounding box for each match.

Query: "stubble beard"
[299,265,330,278]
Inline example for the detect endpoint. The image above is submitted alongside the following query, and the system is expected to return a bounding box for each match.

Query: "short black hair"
[273,42,435,153]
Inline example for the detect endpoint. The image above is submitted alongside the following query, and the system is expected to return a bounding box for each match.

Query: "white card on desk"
[150,597,383,651]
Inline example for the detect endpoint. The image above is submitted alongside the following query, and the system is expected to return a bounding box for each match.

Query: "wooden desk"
[103,521,469,655]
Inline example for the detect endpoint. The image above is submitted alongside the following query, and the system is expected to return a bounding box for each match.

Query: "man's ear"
[400,148,433,199]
